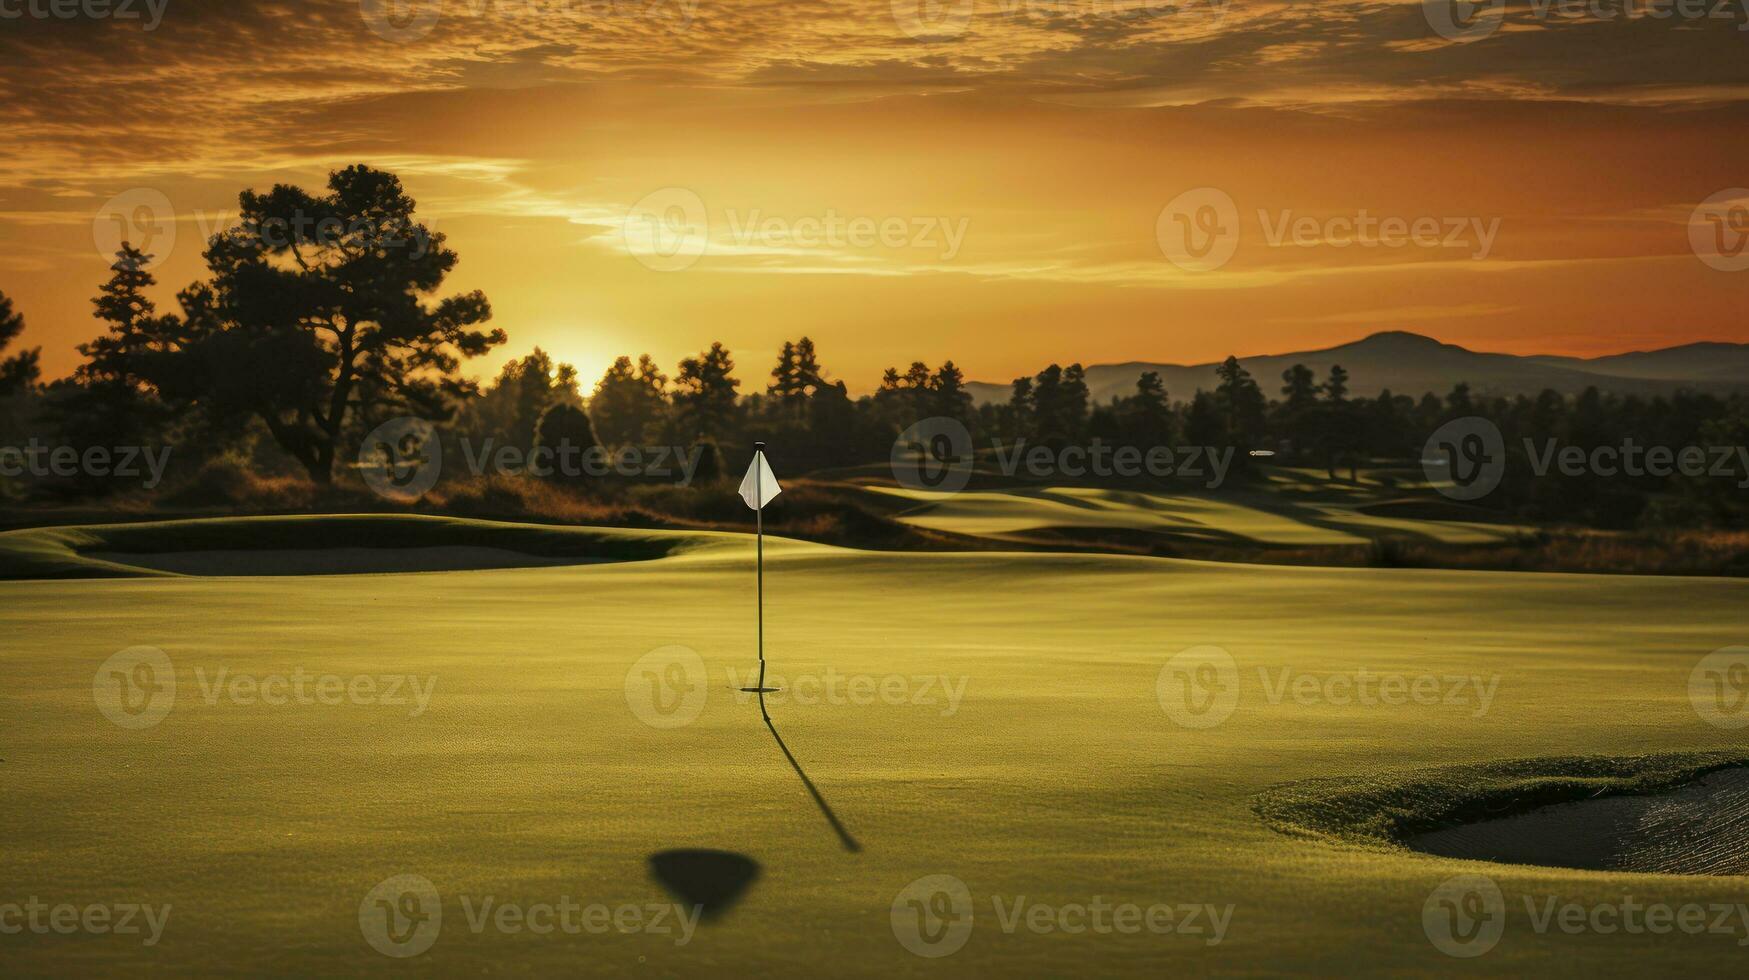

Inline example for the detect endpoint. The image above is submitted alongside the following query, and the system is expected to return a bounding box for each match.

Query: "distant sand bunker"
[1410,767,1749,876]
[89,547,609,576]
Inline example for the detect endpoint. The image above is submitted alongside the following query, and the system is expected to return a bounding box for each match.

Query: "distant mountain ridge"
[965,331,1749,406]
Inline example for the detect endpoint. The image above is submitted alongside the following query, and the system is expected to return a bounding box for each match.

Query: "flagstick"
[754,441,769,721]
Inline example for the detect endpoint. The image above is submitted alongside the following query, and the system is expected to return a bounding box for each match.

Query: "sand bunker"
[1410,767,1749,876]
[88,547,609,576]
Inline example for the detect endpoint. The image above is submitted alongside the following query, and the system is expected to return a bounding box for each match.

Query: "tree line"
[0,165,1745,530]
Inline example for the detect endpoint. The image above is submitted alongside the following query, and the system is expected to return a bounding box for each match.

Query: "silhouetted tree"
[591,354,666,447]
[0,290,40,396]
[533,402,600,486]
[1121,371,1175,447]
[674,342,738,441]
[1214,356,1266,448]
[170,166,504,483]
[931,360,974,426]
[1324,364,1349,404]
[456,347,579,453]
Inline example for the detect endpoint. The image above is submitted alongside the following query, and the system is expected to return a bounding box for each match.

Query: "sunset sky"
[2,0,1747,392]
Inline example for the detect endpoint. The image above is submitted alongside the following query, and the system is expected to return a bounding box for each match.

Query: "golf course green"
[2,514,1746,975]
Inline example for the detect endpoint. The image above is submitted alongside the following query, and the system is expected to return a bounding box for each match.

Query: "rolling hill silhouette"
[966,331,1749,405]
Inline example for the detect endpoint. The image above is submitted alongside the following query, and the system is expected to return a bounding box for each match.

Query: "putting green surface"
[2,516,1746,976]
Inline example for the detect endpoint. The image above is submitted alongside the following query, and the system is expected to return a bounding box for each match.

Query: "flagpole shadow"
[760,701,862,854]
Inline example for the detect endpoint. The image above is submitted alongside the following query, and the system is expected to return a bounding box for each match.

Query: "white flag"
[738,451,782,510]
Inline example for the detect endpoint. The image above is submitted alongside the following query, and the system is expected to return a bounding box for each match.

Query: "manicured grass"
[867,482,1521,547]
[2,515,1746,975]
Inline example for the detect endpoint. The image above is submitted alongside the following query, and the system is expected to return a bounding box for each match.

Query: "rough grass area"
[1253,751,1749,851]
[0,514,747,579]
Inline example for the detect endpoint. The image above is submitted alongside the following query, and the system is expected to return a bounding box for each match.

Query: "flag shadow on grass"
[648,849,761,921]
[763,712,862,854]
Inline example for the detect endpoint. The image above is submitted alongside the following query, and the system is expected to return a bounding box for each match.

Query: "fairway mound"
[0,514,745,579]
[84,546,610,576]
[1255,751,1749,875]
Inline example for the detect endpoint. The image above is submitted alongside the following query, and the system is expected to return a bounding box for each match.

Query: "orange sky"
[2,0,1747,392]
